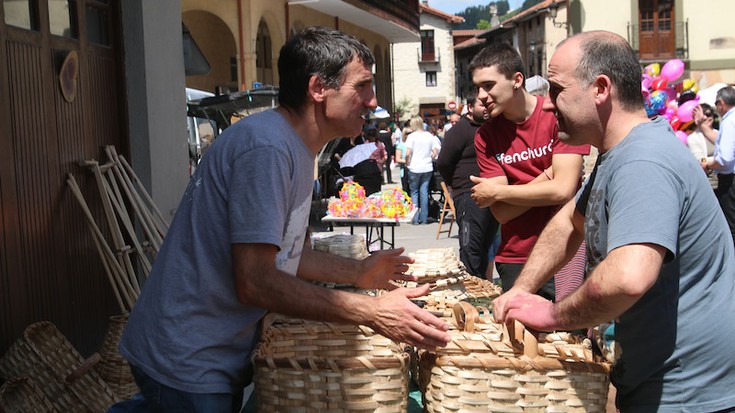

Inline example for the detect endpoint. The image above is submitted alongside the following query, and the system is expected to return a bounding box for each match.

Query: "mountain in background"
[455,0,543,30]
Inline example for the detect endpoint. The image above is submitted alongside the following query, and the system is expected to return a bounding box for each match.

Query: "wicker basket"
[252,318,410,412]
[0,321,119,413]
[0,377,60,413]
[419,303,610,413]
[95,314,138,400]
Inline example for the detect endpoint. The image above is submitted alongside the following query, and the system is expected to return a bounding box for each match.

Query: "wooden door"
[638,0,676,60]
[0,0,126,355]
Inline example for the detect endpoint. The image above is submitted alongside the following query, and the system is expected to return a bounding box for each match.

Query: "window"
[4,0,38,30]
[426,71,437,87]
[86,0,110,46]
[49,0,77,38]
[420,30,435,61]
[230,57,238,83]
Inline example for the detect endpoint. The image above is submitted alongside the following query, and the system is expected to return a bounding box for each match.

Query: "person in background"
[119,27,450,413]
[377,121,395,184]
[406,115,440,225]
[525,75,550,97]
[394,126,412,194]
[701,86,735,245]
[437,90,498,278]
[493,30,735,412]
[468,42,589,301]
[443,112,460,134]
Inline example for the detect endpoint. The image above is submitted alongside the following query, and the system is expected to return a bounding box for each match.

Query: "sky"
[427,0,524,16]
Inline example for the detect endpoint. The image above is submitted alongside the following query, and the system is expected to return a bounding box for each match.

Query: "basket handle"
[452,301,479,332]
[504,319,539,359]
[65,352,102,383]
[452,301,539,359]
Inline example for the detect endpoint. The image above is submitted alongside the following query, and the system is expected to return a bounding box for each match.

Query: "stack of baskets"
[419,302,611,412]
[0,321,119,412]
[313,233,369,260]
[401,248,502,317]
[251,317,410,412]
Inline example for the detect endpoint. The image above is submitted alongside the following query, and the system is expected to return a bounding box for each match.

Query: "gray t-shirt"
[576,117,735,412]
[120,109,314,393]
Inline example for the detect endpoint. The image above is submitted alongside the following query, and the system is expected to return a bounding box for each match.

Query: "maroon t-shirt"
[475,96,589,264]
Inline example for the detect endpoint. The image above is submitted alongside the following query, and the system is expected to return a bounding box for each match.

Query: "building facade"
[392,2,463,122]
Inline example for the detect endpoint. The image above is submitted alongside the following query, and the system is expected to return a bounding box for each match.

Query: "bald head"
[559,31,644,112]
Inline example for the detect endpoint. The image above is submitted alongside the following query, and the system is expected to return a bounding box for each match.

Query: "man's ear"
[308,75,326,103]
[593,74,612,105]
[513,72,525,90]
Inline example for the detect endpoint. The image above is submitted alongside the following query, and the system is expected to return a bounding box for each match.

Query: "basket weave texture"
[95,314,138,400]
[0,321,118,412]
[252,317,409,412]
[0,377,59,413]
[419,303,610,413]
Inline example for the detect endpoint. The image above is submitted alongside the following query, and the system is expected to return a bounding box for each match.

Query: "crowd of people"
[120,25,735,413]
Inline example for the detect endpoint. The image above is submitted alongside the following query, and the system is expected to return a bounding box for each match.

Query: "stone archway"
[182,10,237,93]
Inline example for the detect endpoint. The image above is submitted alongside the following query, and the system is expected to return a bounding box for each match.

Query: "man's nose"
[541,95,555,112]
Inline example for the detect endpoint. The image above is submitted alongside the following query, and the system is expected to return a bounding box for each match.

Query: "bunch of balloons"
[379,188,413,219]
[641,58,700,144]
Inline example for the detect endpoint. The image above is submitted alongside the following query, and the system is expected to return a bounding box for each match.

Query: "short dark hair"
[468,42,526,87]
[717,86,735,107]
[277,26,374,112]
[465,89,478,106]
[568,31,643,111]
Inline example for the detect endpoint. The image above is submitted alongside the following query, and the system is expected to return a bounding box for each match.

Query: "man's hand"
[354,248,416,290]
[369,284,451,350]
[502,291,558,332]
[492,287,527,323]
[469,175,504,207]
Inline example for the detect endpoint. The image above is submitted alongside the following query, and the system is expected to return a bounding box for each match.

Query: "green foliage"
[521,0,543,9]
[393,97,413,120]
[476,19,491,30]
[455,1,510,30]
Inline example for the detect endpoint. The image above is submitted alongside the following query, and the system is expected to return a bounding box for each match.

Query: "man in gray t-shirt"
[493,31,735,412]
[120,27,451,412]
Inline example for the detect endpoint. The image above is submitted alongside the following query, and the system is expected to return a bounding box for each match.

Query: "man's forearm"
[513,201,583,293]
[298,247,361,285]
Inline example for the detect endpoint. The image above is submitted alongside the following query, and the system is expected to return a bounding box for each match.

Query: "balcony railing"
[627,19,689,61]
[359,0,420,32]
[418,47,440,63]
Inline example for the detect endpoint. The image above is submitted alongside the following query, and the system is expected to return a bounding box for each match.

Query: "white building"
[392,2,463,122]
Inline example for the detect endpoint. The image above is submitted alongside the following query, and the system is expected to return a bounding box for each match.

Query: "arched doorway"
[182,10,237,93]
[256,19,274,87]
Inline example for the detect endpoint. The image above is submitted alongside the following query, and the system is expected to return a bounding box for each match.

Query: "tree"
[476,19,491,30]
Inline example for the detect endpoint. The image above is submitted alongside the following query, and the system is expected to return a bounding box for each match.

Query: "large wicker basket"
[419,303,610,413]
[0,321,119,412]
[252,317,410,412]
[95,314,138,400]
[0,377,59,413]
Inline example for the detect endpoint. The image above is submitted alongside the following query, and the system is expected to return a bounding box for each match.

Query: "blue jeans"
[130,364,243,413]
[408,171,433,224]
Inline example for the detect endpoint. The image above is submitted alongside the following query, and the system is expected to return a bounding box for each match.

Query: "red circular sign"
[448,101,457,110]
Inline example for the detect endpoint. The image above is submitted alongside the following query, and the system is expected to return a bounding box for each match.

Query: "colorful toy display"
[641,58,702,146]
[326,185,413,219]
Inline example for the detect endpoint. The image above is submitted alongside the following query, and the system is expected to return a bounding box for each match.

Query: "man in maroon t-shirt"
[468,42,589,300]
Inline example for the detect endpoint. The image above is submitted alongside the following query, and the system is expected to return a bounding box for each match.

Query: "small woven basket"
[0,377,59,413]
[419,303,611,413]
[0,321,118,412]
[252,318,410,412]
[95,314,138,400]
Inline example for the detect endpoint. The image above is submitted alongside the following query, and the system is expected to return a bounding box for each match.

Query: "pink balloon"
[675,130,688,145]
[677,100,699,123]
[664,107,676,120]
[661,59,685,82]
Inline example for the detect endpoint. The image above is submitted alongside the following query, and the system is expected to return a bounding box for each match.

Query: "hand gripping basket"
[419,303,611,413]
[0,321,118,412]
[251,317,410,412]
